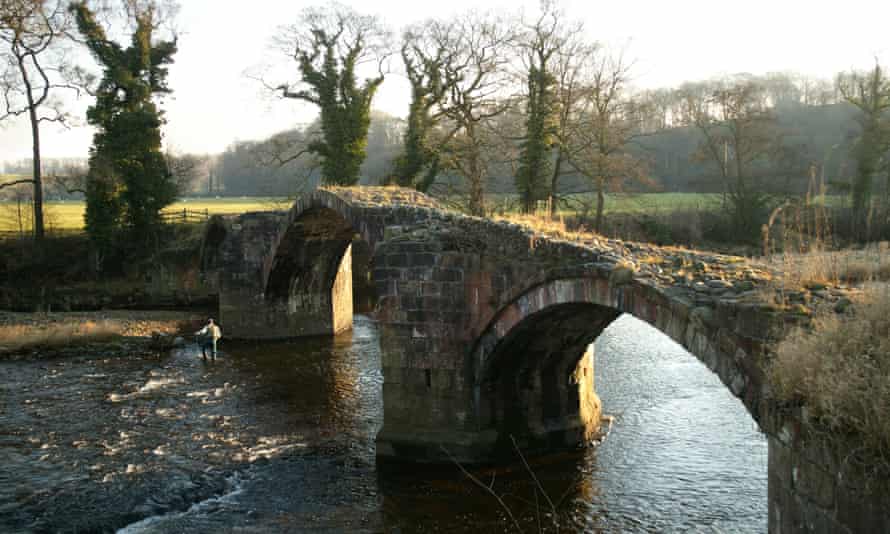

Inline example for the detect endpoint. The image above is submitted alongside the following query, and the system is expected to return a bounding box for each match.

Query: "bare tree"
[680,76,783,237]
[564,48,651,232]
[166,151,210,195]
[546,13,596,216]
[0,0,75,241]
[0,181,33,238]
[433,12,515,216]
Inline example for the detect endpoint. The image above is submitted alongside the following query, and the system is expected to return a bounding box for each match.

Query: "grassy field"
[1,193,728,232]
[487,192,724,216]
[0,197,292,233]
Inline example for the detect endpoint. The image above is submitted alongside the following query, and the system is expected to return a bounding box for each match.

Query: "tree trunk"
[17,51,44,242]
[469,165,485,217]
[549,148,563,218]
[16,196,25,238]
[29,105,45,241]
[595,178,605,233]
[466,124,485,217]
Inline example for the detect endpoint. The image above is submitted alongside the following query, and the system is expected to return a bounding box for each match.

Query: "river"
[0,314,766,533]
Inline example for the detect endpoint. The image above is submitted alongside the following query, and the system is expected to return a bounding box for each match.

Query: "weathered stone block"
[387,254,409,268]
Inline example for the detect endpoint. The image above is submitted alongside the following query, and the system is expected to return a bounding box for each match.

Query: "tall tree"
[273,3,390,186]
[681,76,782,238]
[435,12,514,216]
[392,19,452,191]
[837,62,890,236]
[566,50,649,232]
[71,0,178,253]
[515,3,561,213]
[0,0,73,241]
[546,21,596,216]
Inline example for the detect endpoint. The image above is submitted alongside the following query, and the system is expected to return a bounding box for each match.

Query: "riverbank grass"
[0,311,203,355]
[0,320,123,353]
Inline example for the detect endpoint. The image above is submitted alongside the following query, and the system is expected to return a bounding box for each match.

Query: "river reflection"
[0,314,766,533]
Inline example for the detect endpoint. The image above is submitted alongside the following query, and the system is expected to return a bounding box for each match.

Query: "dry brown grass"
[0,320,123,353]
[770,242,890,288]
[770,284,890,472]
[494,213,606,245]
[0,311,201,354]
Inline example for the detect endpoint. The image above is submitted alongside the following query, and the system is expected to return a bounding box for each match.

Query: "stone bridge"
[201,187,886,533]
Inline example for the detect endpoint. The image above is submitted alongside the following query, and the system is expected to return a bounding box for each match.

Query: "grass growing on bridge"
[768,243,890,287]
[770,284,890,475]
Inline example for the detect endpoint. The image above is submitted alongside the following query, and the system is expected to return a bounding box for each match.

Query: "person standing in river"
[195,318,222,360]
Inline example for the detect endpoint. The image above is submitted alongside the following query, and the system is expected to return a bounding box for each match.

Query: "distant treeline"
[0,85,866,202]
[209,73,863,200]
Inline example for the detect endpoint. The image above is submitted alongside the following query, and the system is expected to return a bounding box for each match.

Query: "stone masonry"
[202,186,883,532]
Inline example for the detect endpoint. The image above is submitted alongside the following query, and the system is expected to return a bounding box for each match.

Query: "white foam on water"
[116,471,247,534]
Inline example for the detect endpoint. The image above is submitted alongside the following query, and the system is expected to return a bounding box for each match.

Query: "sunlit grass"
[0,197,291,232]
[0,320,123,353]
[486,192,724,217]
[0,311,201,354]
[768,242,890,287]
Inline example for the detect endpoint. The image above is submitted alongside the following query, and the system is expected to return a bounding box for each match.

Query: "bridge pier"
[375,344,600,464]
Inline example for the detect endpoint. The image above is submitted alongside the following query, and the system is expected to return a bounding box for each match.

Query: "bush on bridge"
[770,285,890,476]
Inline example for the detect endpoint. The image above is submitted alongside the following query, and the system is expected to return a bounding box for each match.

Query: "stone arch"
[199,216,228,272]
[469,278,618,456]
[215,188,439,340]
[197,215,229,293]
[260,198,375,337]
[260,190,383,295]
[469,276,765,457]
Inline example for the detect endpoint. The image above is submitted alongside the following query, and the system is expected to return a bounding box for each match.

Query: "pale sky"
[1,0,888,163]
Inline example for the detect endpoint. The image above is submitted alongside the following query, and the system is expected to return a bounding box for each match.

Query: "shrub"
[770,285,890,474]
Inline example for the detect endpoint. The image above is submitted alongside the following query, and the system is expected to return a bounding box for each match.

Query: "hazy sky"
[1,0,888,163]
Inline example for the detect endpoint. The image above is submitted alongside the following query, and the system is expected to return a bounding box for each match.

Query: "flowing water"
[0,314,767,533]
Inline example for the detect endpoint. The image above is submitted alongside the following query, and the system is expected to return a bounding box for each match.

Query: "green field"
[487,192,724,216]
[0,197,292,233]
[0,192,733,233]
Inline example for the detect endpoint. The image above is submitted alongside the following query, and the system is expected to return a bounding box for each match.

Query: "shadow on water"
[0,314,765,533]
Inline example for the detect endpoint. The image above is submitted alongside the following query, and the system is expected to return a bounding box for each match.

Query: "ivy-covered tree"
[515,5,563,214]
[392,21,451,191]
[516,65,558,213]
[83,156,122,266]
[837,62,890,237]
[70,0,177,251]
[274,4,390,186]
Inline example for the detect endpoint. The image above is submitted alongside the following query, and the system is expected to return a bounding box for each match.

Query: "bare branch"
[440,445,524,533]
[0,179,36,190]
